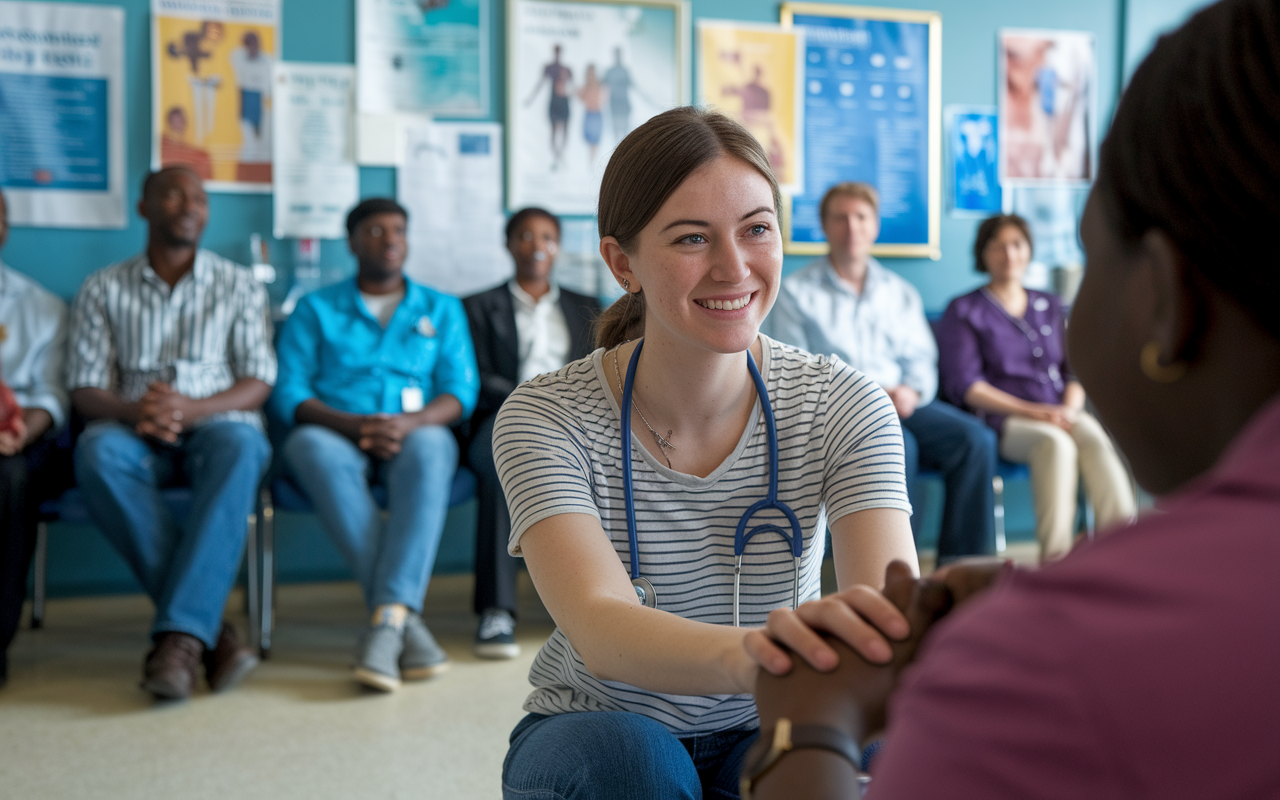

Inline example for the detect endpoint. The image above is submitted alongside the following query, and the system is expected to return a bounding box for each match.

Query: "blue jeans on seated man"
[281,424,458,612]
[504,712,759,800]
[900,401,998,561]
[74,421,271,648]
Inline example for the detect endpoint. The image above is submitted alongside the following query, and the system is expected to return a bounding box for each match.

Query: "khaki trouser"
[1000,411,1136,561]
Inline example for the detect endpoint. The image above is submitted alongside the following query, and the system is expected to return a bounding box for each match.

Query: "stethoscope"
[619,339,804,626]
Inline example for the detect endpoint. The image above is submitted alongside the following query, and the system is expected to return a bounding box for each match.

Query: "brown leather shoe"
[203,621,259,692]
[141,632,203,700]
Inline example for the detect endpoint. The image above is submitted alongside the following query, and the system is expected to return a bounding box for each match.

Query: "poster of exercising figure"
[507,0,687,215]
[151,0,279,192]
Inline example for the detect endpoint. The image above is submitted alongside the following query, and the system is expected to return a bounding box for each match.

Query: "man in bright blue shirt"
[270,198,479,692]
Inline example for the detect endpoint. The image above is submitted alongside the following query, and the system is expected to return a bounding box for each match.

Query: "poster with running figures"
[780,3,940,258]
[507,0,688,215]
[0,1,126,228]
[151,0,280,192]
[697,19,804,194]
[357,0,489,117]
[998,28,1095,186]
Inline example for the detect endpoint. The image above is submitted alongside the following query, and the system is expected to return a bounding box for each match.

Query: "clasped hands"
[136,382,197,443]
[0,415,28,456]
[356,413,418,460]
[744,559,1009,744]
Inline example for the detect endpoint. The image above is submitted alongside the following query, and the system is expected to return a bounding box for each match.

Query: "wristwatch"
[739,717,866,799]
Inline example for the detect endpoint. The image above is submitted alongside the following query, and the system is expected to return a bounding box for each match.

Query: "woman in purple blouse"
[938,215,1134,560]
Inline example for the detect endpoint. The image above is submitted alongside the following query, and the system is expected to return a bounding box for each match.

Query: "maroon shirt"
[871,394,1280,799]
[938,288,1075,433]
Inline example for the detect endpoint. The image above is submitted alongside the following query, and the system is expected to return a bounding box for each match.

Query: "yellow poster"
[151,0,280,191]
[697,20,804,192]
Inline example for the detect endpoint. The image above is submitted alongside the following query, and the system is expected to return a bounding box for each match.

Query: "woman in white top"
[494,107,917,799]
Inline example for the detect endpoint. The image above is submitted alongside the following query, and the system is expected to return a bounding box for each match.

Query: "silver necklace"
[612,347,677,468]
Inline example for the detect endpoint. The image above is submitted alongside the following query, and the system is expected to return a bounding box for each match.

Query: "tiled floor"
[0,544,1040,799]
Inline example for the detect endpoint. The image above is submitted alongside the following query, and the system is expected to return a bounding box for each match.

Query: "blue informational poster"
[947,105,1001,215]
[0,74,108,190]
[781,4,940,258]
[0,1,125,228]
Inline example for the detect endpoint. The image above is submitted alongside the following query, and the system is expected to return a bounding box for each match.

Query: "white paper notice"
[272,62,359,239]
[399,121,510,297]
[0,1,126,228]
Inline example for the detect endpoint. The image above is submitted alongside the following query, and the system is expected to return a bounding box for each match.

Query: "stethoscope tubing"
[620,339,803,625]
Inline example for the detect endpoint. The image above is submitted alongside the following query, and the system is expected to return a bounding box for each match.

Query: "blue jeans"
[74,421,270,648]
[281,424,457,611]
[900,401,998,560]
[503,712,759,800]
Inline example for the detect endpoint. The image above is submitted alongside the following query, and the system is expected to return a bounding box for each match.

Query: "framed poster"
[357,0,489,118]
[780,3,940,258]
[272,63,359,240]
[507,0,689,215]
[696,20,805,193]
[0,1,126,228]
[998,28,1095,186]
[151,0,280,192]
[946,104,1001,216]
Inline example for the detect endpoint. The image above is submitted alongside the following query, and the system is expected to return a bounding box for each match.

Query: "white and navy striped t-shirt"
[66,250,276,430]
[494,335,911,734]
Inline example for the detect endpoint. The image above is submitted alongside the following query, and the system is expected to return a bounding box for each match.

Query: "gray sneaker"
[354,623,403,692]
[401,614,450,680]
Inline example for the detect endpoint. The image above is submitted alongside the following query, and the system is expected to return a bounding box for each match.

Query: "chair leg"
[31,521,48,629]
[259,489,275,659]
[992,475,1007,554]
[245,502,261,658]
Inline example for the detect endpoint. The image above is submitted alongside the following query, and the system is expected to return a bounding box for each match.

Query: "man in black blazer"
[462,207,600,658]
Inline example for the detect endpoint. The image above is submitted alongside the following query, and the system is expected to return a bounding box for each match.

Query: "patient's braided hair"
[1098,0,1280,339]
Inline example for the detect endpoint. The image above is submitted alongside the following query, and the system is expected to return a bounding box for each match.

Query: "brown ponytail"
[592,106,781,350]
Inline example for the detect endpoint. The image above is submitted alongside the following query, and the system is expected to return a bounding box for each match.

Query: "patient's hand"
[753,562,953,741]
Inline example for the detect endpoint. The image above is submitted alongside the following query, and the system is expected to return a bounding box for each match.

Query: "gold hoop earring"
[621,279,630,292]
[1140,341,1188,383]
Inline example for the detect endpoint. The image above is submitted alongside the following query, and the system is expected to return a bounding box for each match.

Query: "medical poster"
[947,105,1001,216]
[151,0,280,192]
[272,63,359,240]
[780,3,940,258]
[998,28,1095,185]
[357,0,488,117]
[507,0,688,215]
[399,121,510,297]
[697,20,804,193]
[0,1,125,228]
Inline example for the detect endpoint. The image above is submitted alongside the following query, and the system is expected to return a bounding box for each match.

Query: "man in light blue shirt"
[767,182,996,561]
[270,198,479,692]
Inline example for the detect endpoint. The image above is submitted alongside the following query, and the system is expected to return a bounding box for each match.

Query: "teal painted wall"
[11,0,1129,595]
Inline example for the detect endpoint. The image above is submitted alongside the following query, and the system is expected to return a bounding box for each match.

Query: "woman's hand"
[752,562,954,740]
[1022,402,1076,431]
[745,578,912,676]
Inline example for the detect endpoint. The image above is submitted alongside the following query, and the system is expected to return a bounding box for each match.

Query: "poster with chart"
[697,20,804,193]
[998,28,1095,185]
[780,3,940,258]
[0,1,125,228]
[272,63,359,240]
[357,0,488,117]
[399,121,510,297]
[151,0,280,192]
[947,105,1001,216]
[507,0,688,215]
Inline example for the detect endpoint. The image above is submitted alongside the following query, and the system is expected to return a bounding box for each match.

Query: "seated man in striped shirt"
[67,167,275,701]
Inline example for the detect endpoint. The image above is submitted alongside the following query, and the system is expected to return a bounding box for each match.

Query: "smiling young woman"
[491,107,919,799]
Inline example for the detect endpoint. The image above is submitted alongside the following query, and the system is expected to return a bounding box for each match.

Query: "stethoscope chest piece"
[632,577,657,608]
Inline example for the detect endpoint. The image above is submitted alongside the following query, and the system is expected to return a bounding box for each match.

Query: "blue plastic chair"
[32,486,270,650]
